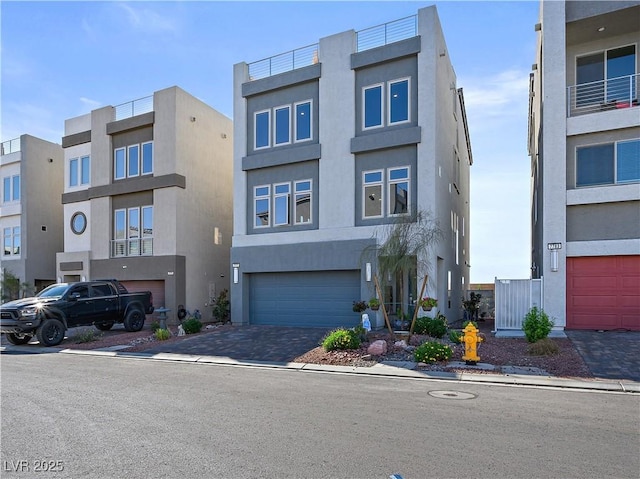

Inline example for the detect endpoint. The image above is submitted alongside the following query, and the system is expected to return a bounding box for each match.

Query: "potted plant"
[368,297,380,311]
[352,300,368,313]
[419,296,438,311]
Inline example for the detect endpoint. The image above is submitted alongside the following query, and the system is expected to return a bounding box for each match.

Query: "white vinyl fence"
[494,278,543,337]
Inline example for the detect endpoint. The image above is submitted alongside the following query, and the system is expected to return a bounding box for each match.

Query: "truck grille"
[1,311,17,320]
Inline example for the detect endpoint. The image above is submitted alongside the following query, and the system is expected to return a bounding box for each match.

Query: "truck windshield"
[37,284,70,298]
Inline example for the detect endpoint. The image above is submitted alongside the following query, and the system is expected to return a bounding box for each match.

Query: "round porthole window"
[71,212,87,235]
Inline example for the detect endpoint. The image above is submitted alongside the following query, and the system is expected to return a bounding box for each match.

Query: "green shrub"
[182,317,203,334]
[74,329,102,344]
[352,325,368,342]
[522,307,554,343]
[322,328,361,351]
[413,316,447,338]
[149,321,161,333]
[154,328,171,341]
[212,289,230,323]
[528,338,560,356]
[414,341,452,364]
[448,330,462,343]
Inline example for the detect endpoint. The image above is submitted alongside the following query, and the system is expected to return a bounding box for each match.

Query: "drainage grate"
[428,390,477,400]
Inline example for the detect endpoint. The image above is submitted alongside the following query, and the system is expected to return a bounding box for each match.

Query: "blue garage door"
[249,271,361,328]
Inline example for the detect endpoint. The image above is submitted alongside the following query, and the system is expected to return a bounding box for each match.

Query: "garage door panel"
[250,271,360,328]
[120,280,165,316]
[567,256,640,331]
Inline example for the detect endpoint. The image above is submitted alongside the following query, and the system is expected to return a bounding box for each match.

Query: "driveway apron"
[566,330,640,382]
[142,325,330,363]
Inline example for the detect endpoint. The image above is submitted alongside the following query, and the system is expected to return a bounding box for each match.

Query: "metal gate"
[494,278,542,337]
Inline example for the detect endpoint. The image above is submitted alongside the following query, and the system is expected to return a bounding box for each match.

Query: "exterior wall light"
[232,263,240,284]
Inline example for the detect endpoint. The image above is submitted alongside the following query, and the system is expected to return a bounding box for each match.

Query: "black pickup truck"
[0,279,154,346]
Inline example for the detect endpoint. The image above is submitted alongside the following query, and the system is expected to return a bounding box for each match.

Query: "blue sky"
[1,0,539,284]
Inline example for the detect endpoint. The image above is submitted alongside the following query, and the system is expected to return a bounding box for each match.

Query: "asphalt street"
[1,353,639,479]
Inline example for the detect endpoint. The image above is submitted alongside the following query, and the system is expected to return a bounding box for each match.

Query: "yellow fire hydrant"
[459,323,483,365]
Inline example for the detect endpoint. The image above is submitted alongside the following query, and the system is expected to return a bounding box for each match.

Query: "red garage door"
[119,280,165,316]
[567,256,640,331]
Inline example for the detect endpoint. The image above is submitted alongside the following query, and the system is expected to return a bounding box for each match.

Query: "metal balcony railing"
[567,73,638,117]
[356,15,417,52]
[1,137,21,155]
[111,238,153,258]
[248,43,319,81]
[114,95,154,121]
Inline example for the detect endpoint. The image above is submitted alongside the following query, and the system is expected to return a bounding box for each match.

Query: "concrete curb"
[3,345,637,393]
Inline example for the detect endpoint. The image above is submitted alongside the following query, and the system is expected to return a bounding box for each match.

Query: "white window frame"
[387,166,410,217]
[69,158,79,187]
[254,110,271,150]
[575,138,640,187]
[388,77,411,126]
[128,145,140,178]
[294,100,313,143]
[273,182,291,226]
[294,179,312,224]
[114,148,126,180]
[141,141,154,175]
[3,226,20,257]
[80,155,90,185]
[362,169,384,219]
[273,105,291,146]
[254,185,271,228]
[363,83,384,131]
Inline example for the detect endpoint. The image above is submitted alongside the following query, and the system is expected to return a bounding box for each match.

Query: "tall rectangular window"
[363,84,383,129]
[295,101,312,142]
[274,106,290,145]
[12,226,20,255]
[255,110,270,149]
[576,45,636,106]
[294,180,312,224]
[2,177,10,202]
[128,207,140,256]
[616,140,640,183]
[142,142,153,175]
[273,183,290,226]
[70,158,79,187]
[3,228,10,255]
[363,170,383,218]
[389,78,410,124]
[81,156,90,184]
[254,185,270,227]
[114,148,126,180]
[142,206,153,255]
[388,167,409,215]
[11,175,19,201]
[128,145,140,177]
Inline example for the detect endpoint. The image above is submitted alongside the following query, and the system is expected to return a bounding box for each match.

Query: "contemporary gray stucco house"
[56,86,233,318]
[231,6,472,328]
[528,0,640,331]
[1,135,64,295]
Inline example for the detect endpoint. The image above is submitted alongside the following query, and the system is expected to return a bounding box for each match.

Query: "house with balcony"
[1,135,64,296]
[56,86,233,318]
[528,0,640,331]
[231,6,472,328]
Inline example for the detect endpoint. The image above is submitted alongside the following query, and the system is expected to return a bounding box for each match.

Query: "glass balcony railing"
[567,73,638,117]
[1,137,21,155]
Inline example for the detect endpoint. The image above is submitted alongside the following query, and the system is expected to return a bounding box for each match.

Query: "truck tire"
[95,322,114,331]
[124,309,145,332]
[36,318,66,346]
[5,333,33,345]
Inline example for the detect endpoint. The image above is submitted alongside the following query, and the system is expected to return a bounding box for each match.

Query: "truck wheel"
[95,322,114,331]
[124,310,145,332]
[5,333,33,345]
[36,318,66,346]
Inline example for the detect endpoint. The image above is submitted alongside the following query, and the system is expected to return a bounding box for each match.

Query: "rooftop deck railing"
[356,15,417,52]
[114,95,154,121]
[248,43,319,81]
[567,73,638,117]
[1,137,21,155]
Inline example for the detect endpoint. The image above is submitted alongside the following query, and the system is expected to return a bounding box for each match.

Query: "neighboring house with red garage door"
[528,0,640,331]
[55,86,233,321]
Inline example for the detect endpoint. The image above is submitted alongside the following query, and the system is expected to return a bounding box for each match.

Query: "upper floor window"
[363,167,410,219]
[3,226,20,256]
[253,179,313,229]
[576,45,636,107]
[69,156,90,187]
[112,206,153,257]
[576,139,640,187]
[114,141,153,180]
[363,78,410,130]
[2,175,20,203]
[254,100,313,150]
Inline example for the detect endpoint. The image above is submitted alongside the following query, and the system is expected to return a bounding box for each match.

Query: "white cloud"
[79,97,101,109]
[115,3,178,34]
[462,69,529,119]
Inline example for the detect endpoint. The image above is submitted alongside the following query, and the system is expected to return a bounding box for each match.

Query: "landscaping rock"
[394,340,407,348]
[368,340,387,356]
